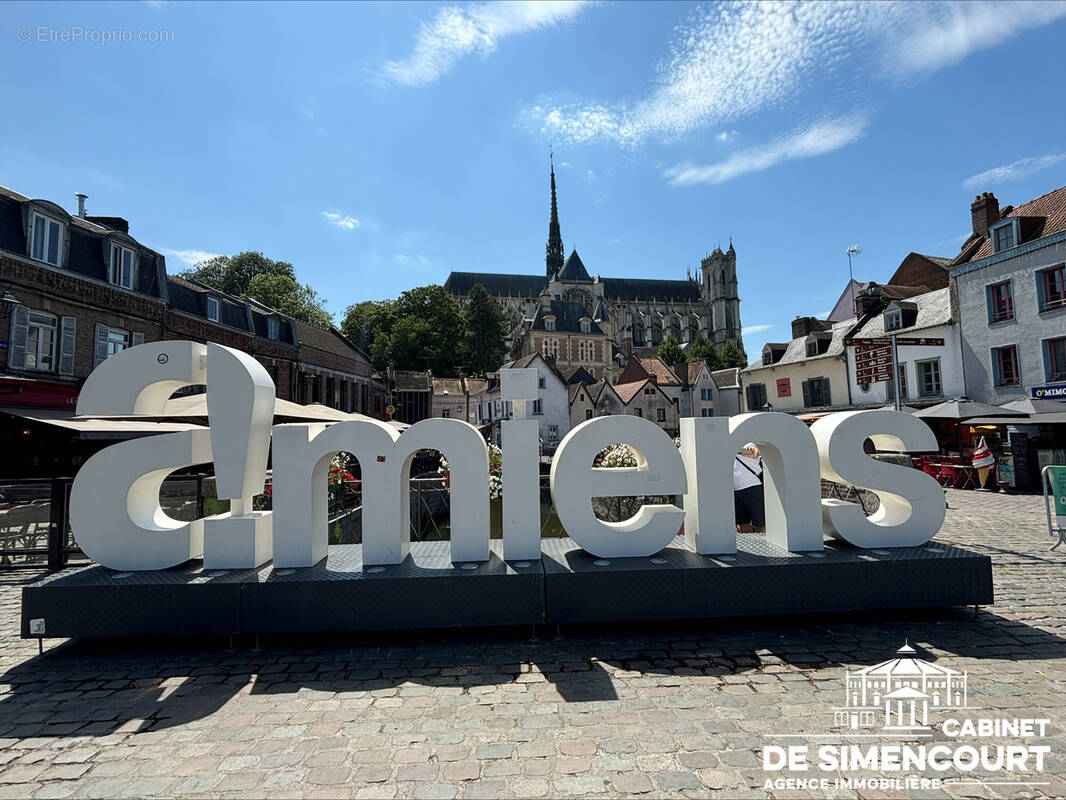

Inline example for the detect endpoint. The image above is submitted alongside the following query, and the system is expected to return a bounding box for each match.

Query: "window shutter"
[985,286,994,323]
[1036,271,1047,312]
[132,331,144,347]
[94,323,110,368]
[58,316,76,376]
[7,305,29,370]
[823,378,831,406]
[802,380,811,406]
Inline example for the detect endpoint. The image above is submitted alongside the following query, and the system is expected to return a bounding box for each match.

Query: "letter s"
[811,410,944,548]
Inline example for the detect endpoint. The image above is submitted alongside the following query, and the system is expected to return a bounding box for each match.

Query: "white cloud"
[883,1,1066,78]
[962,152,1066,191]
[716,130,738,142]
[383,1,588,86]
[394,253,431,266]
[322,211,360,230]
[663,113,869,187]
[527,1,1065,147]
[742,323,774,337]
[160,248,221,267]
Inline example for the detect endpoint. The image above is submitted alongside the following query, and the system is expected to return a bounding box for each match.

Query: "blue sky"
[3,1,1066,358]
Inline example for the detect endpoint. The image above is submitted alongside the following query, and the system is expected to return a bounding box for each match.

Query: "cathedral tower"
[546,156,564,277]
[700,243,743,349]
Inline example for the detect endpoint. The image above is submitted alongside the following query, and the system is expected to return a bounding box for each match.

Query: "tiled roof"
[614,379,650,404]
[558,250,591,281]
[742,318,856,372]
[444,271,546,297]
[394,371,431,391]
[954,184,1066,265]
[530,300,603,334]
[849,288,951,338]
[687,362,704,384]
[292,319,370,363]
[638,357,681,386]
[563,366,596,385]
[432,378,464,396]
[601,277,701,302]
[464,378,488,396]
[711,368,740,389]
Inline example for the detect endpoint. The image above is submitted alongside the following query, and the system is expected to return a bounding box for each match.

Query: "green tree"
[464,283,507,376]
[181,251,295,296]
[656,333,686,368]
[180,251,333,327]
[244,273,333,328]
[341,300,396,358]
[720,340,748,368]
[685,333,722,369]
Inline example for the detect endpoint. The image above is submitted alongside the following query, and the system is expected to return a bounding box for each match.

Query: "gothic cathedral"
[444,161,744,362]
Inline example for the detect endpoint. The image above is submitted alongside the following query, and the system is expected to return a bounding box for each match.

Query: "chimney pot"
[74,192,88,218]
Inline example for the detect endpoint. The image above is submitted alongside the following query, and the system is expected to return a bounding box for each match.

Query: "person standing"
[733,443,765,533]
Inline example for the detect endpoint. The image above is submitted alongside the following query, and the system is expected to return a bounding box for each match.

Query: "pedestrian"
[734,443,765,533]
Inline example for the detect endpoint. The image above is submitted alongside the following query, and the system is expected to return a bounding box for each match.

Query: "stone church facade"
[444,163,744,364]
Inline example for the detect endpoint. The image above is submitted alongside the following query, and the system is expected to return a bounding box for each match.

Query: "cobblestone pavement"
[1,489,1065,799]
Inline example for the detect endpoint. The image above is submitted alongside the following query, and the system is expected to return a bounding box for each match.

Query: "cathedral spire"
[546,151,564,278]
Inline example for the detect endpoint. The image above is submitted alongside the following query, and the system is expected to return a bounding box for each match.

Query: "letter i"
[500,369,542,561]
[202,344,276,569]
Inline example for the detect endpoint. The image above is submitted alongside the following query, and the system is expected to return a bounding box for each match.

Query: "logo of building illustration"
[833,642,971,730]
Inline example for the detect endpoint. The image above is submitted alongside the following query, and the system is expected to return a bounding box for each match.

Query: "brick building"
[0,185,383,418]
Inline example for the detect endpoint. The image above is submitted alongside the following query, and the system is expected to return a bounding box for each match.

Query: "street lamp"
[846,244,861,314]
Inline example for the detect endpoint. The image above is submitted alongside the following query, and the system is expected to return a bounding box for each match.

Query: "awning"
[1,407,207,439]
[964,412,1066,426]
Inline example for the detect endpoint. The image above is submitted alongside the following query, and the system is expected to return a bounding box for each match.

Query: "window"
[29,212,64,266]
[268,317,280,340]
[1039,265,1066,311]
[538,377,546,388]
[633,407,643,417]
[762,351,773,365]
[106,328,131,358]
[746,383,767,410]
[701,408,713,417]
[580,320,590,334]
[806,340,819,357]
[700,388,713,401]
[1046,337,1066,381]
[993,345,1020,387]
[109,244,135,289]
[987,281,1014,322]
[656,408,666,422]
[885,309,903,332]
[644,386,655,395]
[441,408,451,418]
[25,312,58,371]
[917,359,942,398]
[802,377,831,408]
[548,425,558,440]
[206,297,220,322]
[992,220,1017,252]
[532,399,543,415]
[545,318,556,332]
[585,409,593,420]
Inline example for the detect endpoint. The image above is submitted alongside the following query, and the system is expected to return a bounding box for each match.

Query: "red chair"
[937,465,959,488]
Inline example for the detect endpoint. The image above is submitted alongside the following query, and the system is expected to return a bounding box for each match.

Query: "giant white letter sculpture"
[680,412,823,554]
[550,415,686,558]
[811,410,944,547]
[70,341,213,571]
[500,369,542,561]
[201,344,275,568]
[271,417,490,567]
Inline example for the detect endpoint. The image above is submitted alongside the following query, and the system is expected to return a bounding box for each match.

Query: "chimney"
[970,192,1000,239]
[86,216,130,234]
[791,316,824,339]
[75,193,88,218]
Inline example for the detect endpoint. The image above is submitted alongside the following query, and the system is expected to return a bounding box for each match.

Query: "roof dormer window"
[806,340,818,357]
[580,317,591,334]
[544,315,556,332]
[991,219,1018,253]
[885,309,903,332]
[29,211,65,266]
[268,317,279,340]
[206,296,220,322]
[109,244,135,289]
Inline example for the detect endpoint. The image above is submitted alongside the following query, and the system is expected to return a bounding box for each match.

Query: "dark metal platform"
[540,536,993,624]
[242,541,544,633]
[22,537,993,639]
